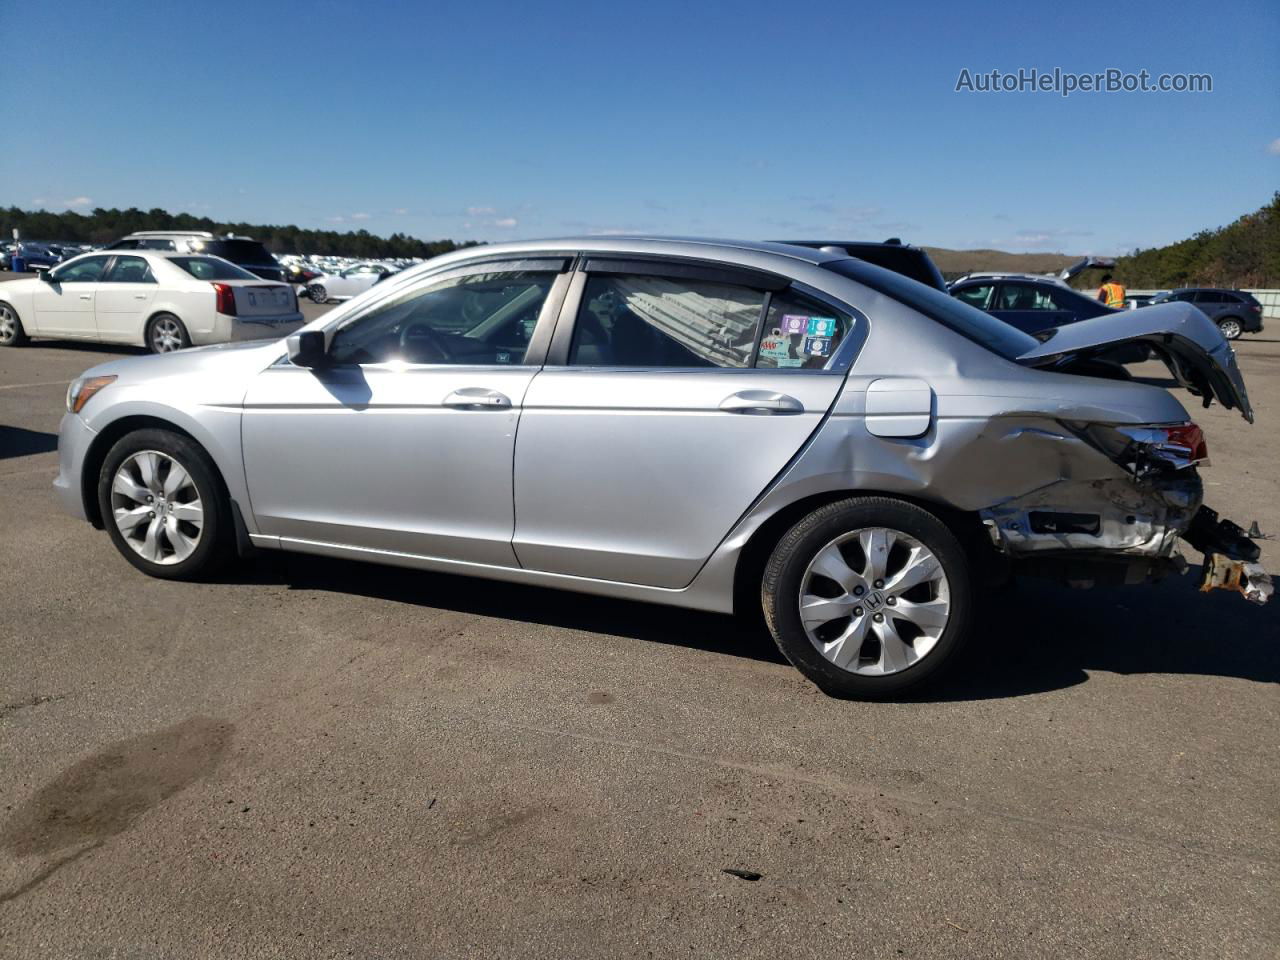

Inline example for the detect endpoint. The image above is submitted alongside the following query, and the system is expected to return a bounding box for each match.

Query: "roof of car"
[419,236,844,267]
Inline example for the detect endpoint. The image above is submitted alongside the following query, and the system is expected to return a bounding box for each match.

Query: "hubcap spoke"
[858,528,894,583]
[809,545,868,594]
[112,470,149,504]
[885,546,941,595]
[142,516,165,563]
[164,516,197,560]
[171,502,203,525]
[873,617,916,674]
[136,452,162,495]
[800,594,856,630]
[893,597,949,633]
[114,504,151,533]
[825,615,872,669]
[162,462,191,498]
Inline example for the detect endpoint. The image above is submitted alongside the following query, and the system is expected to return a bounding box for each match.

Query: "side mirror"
[286,330,330,368]
[40,270,57,283]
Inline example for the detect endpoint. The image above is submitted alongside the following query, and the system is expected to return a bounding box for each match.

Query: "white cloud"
[1268,138,1280,156]
[392,207,409,215]
[326,215,346,223]
[494,217,518,228]
[63,196,92,207]
[351,212,371,220]
[467,205,496,216]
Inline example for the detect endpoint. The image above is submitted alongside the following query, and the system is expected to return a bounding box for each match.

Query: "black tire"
[0,301,29,346]
[1217,317,1243,340]
[97,428,233,581]
[146,313,191,354]
[307,283,328,304]
[762,497,973,699]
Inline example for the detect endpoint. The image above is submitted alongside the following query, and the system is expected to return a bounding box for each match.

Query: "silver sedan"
[53,238,1270,698]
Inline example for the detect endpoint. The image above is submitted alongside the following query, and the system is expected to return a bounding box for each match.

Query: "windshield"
[822,258,1039,359]
[187,239,276,266]
[171,256,259,281]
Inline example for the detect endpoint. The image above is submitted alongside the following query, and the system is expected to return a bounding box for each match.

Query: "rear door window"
[103,256,155,283]
[569,274,764,368]
[996,283,1067,311]
[171,256,259,280]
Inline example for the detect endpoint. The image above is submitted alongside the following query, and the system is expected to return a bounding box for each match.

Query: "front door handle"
[79,294,92,300]
[719,390,804,415]
[134,293,147,299]
[443,388,511,410]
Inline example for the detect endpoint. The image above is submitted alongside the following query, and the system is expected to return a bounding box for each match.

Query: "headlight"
[66,375,117,414]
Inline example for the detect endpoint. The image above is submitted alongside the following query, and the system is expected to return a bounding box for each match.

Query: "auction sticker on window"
[806,316,837,337]
[803,336,831,357]
[781,314,808,335]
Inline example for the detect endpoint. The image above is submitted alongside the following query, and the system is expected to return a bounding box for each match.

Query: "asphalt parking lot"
[1,289,1276,958]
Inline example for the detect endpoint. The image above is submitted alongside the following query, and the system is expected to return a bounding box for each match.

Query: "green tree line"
[0,206,478,260]
[1109,192,1280,289]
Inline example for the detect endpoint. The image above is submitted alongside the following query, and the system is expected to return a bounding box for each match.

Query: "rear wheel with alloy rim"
[0,302,27,346]
[308,283,328,304]
[763,497,972,698]
[147,313,190,353]
[1218,317,1242,340]
[97,429,232,580]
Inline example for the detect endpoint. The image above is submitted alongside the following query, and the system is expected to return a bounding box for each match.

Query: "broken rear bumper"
[1181,505,1273,605]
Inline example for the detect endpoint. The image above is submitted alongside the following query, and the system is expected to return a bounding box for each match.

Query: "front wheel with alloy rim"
[1218,318,1242,340]
[97,428,232,580]
[0,302,28,346]
[762,497,973,699]
[307,283,328,304]
[147,313,191,353]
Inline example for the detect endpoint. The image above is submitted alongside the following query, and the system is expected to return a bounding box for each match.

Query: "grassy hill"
[923,247,1078,278]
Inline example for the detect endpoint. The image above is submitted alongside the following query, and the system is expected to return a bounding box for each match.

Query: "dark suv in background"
[104,231,286,282]
[775,238,948,291]
[1147,288,1263,339]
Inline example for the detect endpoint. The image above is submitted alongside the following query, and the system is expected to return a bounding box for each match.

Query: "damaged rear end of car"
[981,301,1271,605]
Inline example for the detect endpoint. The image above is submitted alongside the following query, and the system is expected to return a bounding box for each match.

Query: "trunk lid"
[1016,300,1253,422]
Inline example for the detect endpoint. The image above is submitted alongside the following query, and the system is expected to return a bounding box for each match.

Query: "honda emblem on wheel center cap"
[863,590,886,612]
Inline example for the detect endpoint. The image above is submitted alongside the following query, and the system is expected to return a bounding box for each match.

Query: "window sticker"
[776,357,805,367]
[759,333,793,361]
[806,316,837,338]
[803,336,831,357]
[780,314,808,335]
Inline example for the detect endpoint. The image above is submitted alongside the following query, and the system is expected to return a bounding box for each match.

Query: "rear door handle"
[79,294,92,300]
[443,388,511,409]
[134,294,147,299]
[719,390,804,415]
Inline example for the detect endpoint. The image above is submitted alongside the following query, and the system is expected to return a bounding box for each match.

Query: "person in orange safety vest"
[1097,274,1127,309]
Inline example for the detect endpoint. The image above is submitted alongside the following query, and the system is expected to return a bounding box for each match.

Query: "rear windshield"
[171,256,259,280]
[822,258,1039,360]
[187,239,276,266]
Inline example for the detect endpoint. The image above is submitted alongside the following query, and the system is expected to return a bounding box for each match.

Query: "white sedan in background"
[305,262,398,303]
[0,252,304,353]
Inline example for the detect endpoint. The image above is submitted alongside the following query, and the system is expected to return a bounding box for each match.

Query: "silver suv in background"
[52,238,1270,699]
[105,231,286,283]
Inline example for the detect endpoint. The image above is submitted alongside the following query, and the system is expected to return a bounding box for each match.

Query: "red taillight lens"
[1161,422,1208,463]
[212,282,237,315]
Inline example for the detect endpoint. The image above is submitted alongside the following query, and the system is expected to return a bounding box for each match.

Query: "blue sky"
[2,0,1277,253]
